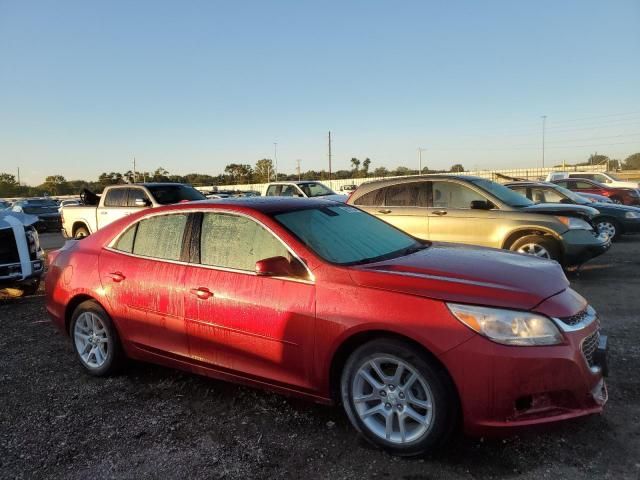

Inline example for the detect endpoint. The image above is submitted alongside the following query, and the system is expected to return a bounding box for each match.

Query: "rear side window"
[114,225,136,253]
[384,183,428,207]
[131,214,188,260]
[103,189,128,207]
[353,188,386,206]
[266,186,280,196]
[200,213,289,271]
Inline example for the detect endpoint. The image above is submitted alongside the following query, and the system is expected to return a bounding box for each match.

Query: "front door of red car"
[183,212,316,389]
[99,212,191,357]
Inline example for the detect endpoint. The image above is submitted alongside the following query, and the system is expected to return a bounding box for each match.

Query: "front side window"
[127,188,150,207]
[131,214,188,260]
[200,213,290,271]
[274,205,422,265]
[530,187,564,204]
[280,185,299,197]
[431,181,488,209]
[104,189,128,207]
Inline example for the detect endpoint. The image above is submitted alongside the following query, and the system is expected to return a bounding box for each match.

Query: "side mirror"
[255,256,294,277]
[134,198,150,207]
[470,200,491,210]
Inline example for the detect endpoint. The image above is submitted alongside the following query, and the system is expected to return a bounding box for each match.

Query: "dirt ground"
[1,234,639,479]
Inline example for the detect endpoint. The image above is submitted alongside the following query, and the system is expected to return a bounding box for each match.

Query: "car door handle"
[432,210,448,216]
[108,272,125,282]
[378,209,392,214]
[190,287,213,300]
[100,211,108,215]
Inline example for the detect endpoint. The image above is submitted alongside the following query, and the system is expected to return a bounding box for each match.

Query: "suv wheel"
[510,234,560,261]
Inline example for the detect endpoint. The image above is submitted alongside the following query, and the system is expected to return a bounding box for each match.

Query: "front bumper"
[0,259,45,287]
[561,229,610,267]
[440,320,607,436]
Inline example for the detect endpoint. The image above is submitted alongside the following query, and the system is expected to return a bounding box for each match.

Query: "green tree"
[224,164,253,184]
[254,159,273,183]
[152,167,170,182]
[362,158,371,177]
[623,152,640,170]
[450,164,465,173]
[0,172,18,197]
[394,166,412,176]
[350,157,361,175]
[40,175,68,195]
[373,167,388,177]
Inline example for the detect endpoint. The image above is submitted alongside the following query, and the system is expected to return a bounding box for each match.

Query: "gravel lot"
[1,234,639,479]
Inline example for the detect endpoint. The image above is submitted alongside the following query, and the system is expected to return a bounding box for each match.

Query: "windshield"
[146,185,206,204]
[274,205,424,265]
[298,182,336,197]
[551,184,591,205]
[469,179,534,207]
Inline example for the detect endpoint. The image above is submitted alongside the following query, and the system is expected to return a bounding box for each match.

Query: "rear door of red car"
[99,212,191,357]
[182,211,316,389]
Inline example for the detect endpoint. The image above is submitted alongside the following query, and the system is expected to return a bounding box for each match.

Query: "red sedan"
[46,198,608,456]
[552,178,640,205]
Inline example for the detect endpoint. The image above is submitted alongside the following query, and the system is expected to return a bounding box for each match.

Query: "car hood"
[349,243,568,310]
[592,202,640,214]
[519,203,598,219]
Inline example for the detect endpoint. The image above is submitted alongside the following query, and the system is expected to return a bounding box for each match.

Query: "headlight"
[625,211,640,219]
[447,303,563,346]
[555,216,593,231]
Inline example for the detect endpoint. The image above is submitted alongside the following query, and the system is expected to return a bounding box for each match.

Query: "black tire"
[74,225,90,239]
[594,217,621,241]
[340,338,458,456]
[509,234,560,262]
[70,300,124,376]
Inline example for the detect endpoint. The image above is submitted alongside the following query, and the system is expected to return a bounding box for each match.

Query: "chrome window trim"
[105,208,316,284]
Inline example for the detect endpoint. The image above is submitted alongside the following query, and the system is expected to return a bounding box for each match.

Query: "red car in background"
[552,178,640,205]
[46,198,608,456]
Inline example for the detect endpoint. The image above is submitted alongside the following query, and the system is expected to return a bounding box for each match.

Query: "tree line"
[1,152,639,198]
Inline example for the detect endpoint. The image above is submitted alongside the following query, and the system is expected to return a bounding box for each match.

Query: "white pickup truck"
[264,181,348,202]
[61,183,206,238]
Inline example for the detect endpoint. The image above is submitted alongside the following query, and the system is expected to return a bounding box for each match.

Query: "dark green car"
[506,181,640,240]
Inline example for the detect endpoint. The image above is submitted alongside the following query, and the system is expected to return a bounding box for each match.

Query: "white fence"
[197,165,607,195]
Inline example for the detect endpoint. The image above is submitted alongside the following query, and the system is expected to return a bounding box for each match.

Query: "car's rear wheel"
[74,226,90,239]
[70,300,123,376]
[510,234,560,261]
[340,339,456,456]
[595,218,620,241]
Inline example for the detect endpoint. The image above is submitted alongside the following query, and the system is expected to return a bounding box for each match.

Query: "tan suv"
[347,175,610,267]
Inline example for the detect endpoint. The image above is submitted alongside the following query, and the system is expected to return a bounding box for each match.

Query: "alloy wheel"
[73,312,109,369]
[352,356,435,444]
[597,221,616,239]
[516,243,551,258]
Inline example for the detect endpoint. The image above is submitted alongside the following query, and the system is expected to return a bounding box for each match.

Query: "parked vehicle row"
[46,197,609,456]
[60,183,206,238]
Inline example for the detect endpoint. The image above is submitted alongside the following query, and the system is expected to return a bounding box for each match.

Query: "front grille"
[560,308,590,326]
[0,229,20,264]
[581,330,600,368]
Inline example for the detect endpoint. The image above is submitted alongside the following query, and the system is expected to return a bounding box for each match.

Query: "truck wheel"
[510,235,560,261]
[74,226,90,239]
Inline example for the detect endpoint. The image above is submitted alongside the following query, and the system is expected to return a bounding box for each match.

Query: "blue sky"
[1,0,639,185]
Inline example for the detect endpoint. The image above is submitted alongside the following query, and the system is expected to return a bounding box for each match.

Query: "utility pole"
[133,157,137,183]
[417,148,426,174]
[328,131,332,181]
[296,159,301,181]
[273,143,278,181]
[17,167,20,186]
[541,115,547,168]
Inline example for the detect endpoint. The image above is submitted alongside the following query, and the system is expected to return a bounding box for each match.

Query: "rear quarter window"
[353,187,386,206]
[131,214,188,261]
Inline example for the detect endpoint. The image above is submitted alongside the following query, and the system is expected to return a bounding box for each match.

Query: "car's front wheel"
[595,218,620,241]
[70,300,124,376]
[510,234,560,262]
[340,339,457,456]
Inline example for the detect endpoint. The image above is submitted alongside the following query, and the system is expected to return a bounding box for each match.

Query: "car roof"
[188,196,344,214]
